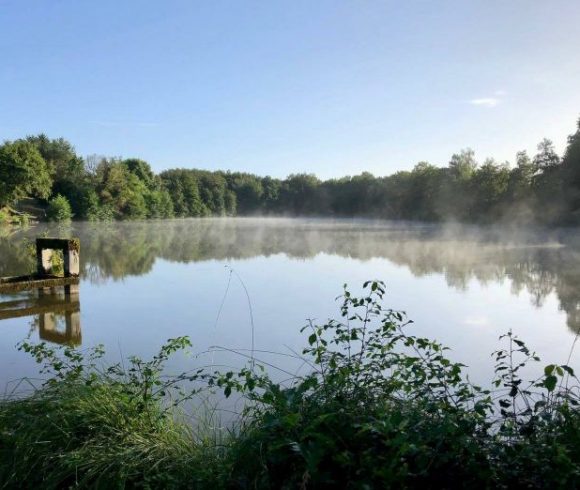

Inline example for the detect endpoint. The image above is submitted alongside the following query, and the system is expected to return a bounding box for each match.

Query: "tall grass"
[0,372,226,488]
[1,281,580,488]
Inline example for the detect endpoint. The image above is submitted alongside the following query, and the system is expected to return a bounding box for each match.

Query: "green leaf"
[561,365,575,376]
[544,364,555,376]
[544,375,557,392]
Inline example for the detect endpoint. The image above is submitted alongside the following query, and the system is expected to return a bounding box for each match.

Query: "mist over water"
[1,218,579,392]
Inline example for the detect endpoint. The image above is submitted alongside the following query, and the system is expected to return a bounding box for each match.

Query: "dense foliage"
[0,140,51,207]
[1,281,579,488]
[46,194,73,222]
[1,118,580,224]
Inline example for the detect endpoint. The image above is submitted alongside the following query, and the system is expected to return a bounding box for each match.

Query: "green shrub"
[216,281,580,488]
[46,194,73,222]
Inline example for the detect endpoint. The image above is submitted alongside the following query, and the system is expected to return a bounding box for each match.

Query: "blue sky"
[1,1,579,179]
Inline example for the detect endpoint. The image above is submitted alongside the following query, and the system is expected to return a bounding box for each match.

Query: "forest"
[1,117,580,225]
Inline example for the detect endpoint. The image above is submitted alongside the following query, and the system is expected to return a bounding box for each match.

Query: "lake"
[1,218,580,395]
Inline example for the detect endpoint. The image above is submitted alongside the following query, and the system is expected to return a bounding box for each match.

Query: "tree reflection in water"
[2,218,580,334]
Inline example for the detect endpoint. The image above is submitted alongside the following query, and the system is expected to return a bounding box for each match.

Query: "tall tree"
[122,158,155,189]
[533,138,560,170]
[95,159,149,219]
[561,119,580,222]
[533,138,564,223]
[448,148,478,180]
[281,174,322,214]
[227,173,264,214]
[436,149,478,221]
[26,135,88,216]
[408,162,443,221]
[261,176,281,213]
[0,140,52,206]
[471,159,510,221]
[26,135,83,182]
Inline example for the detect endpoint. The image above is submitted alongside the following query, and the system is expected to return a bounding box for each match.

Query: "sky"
[1,0,579,179]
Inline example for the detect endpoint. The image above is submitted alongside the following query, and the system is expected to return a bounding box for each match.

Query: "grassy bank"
[1,281,580,488]
[0,206,32,226]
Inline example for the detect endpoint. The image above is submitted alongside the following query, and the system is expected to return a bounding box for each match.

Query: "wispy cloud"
[468,90,507,108]
[469,97,500,108]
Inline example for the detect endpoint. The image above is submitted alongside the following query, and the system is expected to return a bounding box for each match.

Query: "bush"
[218,281,580,488]
[46,194,73,222]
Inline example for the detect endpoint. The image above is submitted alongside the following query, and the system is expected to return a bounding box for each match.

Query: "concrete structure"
[0,238,82,344]
[36,238,80,277]
[0,238,80,293]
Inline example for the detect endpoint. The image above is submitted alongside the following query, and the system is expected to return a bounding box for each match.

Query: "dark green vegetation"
[2,117,580,224]
[45,194,73,222]
[1,281,580,488]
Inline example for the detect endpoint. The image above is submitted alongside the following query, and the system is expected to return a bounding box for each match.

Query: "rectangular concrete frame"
[38,285,81,346]
[36,238,80,277]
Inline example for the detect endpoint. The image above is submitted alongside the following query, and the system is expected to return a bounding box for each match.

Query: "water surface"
[1,218,580,392]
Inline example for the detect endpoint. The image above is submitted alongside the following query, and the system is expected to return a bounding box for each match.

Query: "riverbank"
[1,281,579,488]
[0,207,33,227]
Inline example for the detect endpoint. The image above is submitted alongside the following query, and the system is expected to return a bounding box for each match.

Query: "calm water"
[1,218,580,393]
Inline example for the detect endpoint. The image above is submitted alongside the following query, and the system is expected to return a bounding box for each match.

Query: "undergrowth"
[1,281,580,488]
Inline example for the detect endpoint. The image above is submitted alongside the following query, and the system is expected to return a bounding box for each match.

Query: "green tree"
[96,159,148,219]
[449,148,478,180]
[26,135,87,213]
[160,169,208,217]
[122,158,155,188]
[408,162,444,221]
[224,189,237,216]
[471,159,510,221]
[227,173,264,214]
[281,173,322,214]
[261,176,281,213]
[435,149,478,221]
[533,138,560,170]
[533,139,564,223]
[0,140,52,206]
[326,172,374,216]
[561,119,580,222]
[26,134,84,183]
[46,194,73,222]
[502,151,537,222]
[197,172,228,215]
[382,171,414,219]
[508,151,535,198]
[145,188,175,218]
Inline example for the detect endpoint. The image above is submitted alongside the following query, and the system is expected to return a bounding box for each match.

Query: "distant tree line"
[1,118,580,224]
